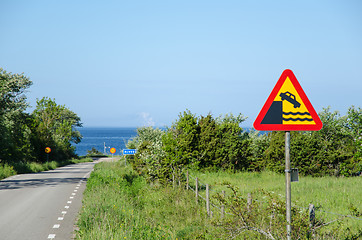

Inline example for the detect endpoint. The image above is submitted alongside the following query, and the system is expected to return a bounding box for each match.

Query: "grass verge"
[0,157,93,180]
[76,162,212,239]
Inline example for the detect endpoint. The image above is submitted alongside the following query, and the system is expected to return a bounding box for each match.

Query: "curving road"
[0,159,103,240]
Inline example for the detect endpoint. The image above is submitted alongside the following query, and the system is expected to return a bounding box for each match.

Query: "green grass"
[191,170,361,213]
[0,157,93,180]
[76,162,212,239]
[191,170,362,237]
[77,164,361,239]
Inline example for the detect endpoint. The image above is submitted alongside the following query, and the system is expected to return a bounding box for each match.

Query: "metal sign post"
[122,149,137,166]
[45,147,51,162]
[285,131,291,240]
[110,148,116,161]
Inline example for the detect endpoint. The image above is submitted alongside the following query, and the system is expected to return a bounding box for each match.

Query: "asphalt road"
[0,159,103,240]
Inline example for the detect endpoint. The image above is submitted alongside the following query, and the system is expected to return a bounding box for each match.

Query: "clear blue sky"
[1,0,361,127]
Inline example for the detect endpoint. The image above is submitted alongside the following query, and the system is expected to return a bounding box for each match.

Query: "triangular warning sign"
[254,69,322,131]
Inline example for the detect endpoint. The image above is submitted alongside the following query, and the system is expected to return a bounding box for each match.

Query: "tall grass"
[191,170,362,237]
[0,158,93,180]
[76,162,213,239]
[192,170,361,211]
[77,164,361,239]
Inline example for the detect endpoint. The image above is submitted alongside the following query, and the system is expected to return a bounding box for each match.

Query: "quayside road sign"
[254,69,322,131]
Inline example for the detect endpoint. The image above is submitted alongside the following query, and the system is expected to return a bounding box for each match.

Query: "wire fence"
[172,170,362,223]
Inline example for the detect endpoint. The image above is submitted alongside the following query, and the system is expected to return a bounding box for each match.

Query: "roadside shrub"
[213,187,311,239]
[129,107,362,178]
[130,111,251,184]
[0,164,17,179]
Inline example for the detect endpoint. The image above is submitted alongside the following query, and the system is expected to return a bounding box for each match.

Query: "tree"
[126,126,165,181]
[0,68,33,162]
[31,97,82,161]
[263,131,285,173]
[162,110,200,170]
[343,106,362,175]
[248,129,270,171]
[198,114,218,168]
[214,113,250,171]
[262,107,358,176]
[311,107,354,176]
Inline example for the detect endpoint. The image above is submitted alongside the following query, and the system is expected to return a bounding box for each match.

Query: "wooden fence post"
[309,204,316,237]
[206,184,210,217]
[186,171,189,190]
[172,172,175,188]
[247,193,252,212]
[221,190,225,218]
[178,175,181,187]
[309,204,315,227]
[195,177,199,203]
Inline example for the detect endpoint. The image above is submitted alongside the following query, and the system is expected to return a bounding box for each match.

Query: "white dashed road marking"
[48,234,56,239]
[45,162,97,240]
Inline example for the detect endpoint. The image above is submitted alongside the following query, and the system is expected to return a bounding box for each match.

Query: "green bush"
[0,164,17,179]
[128,107,362,179]
[86,147,106,157]
[130,111,251,184]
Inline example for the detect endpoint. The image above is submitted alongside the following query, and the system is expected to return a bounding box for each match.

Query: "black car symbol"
[280,91,301,108]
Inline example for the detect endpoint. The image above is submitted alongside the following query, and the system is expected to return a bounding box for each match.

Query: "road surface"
[0,159,105,240]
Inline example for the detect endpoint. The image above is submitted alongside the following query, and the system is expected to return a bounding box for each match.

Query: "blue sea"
[74,127,138,156]
[74,126,264,156]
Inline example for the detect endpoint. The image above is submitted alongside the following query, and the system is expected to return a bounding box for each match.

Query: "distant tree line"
[0,68,82,164]
[127,107,362,183]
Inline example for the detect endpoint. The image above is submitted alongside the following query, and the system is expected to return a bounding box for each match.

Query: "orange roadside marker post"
[45,147,51,162]
[110,147,116,161]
